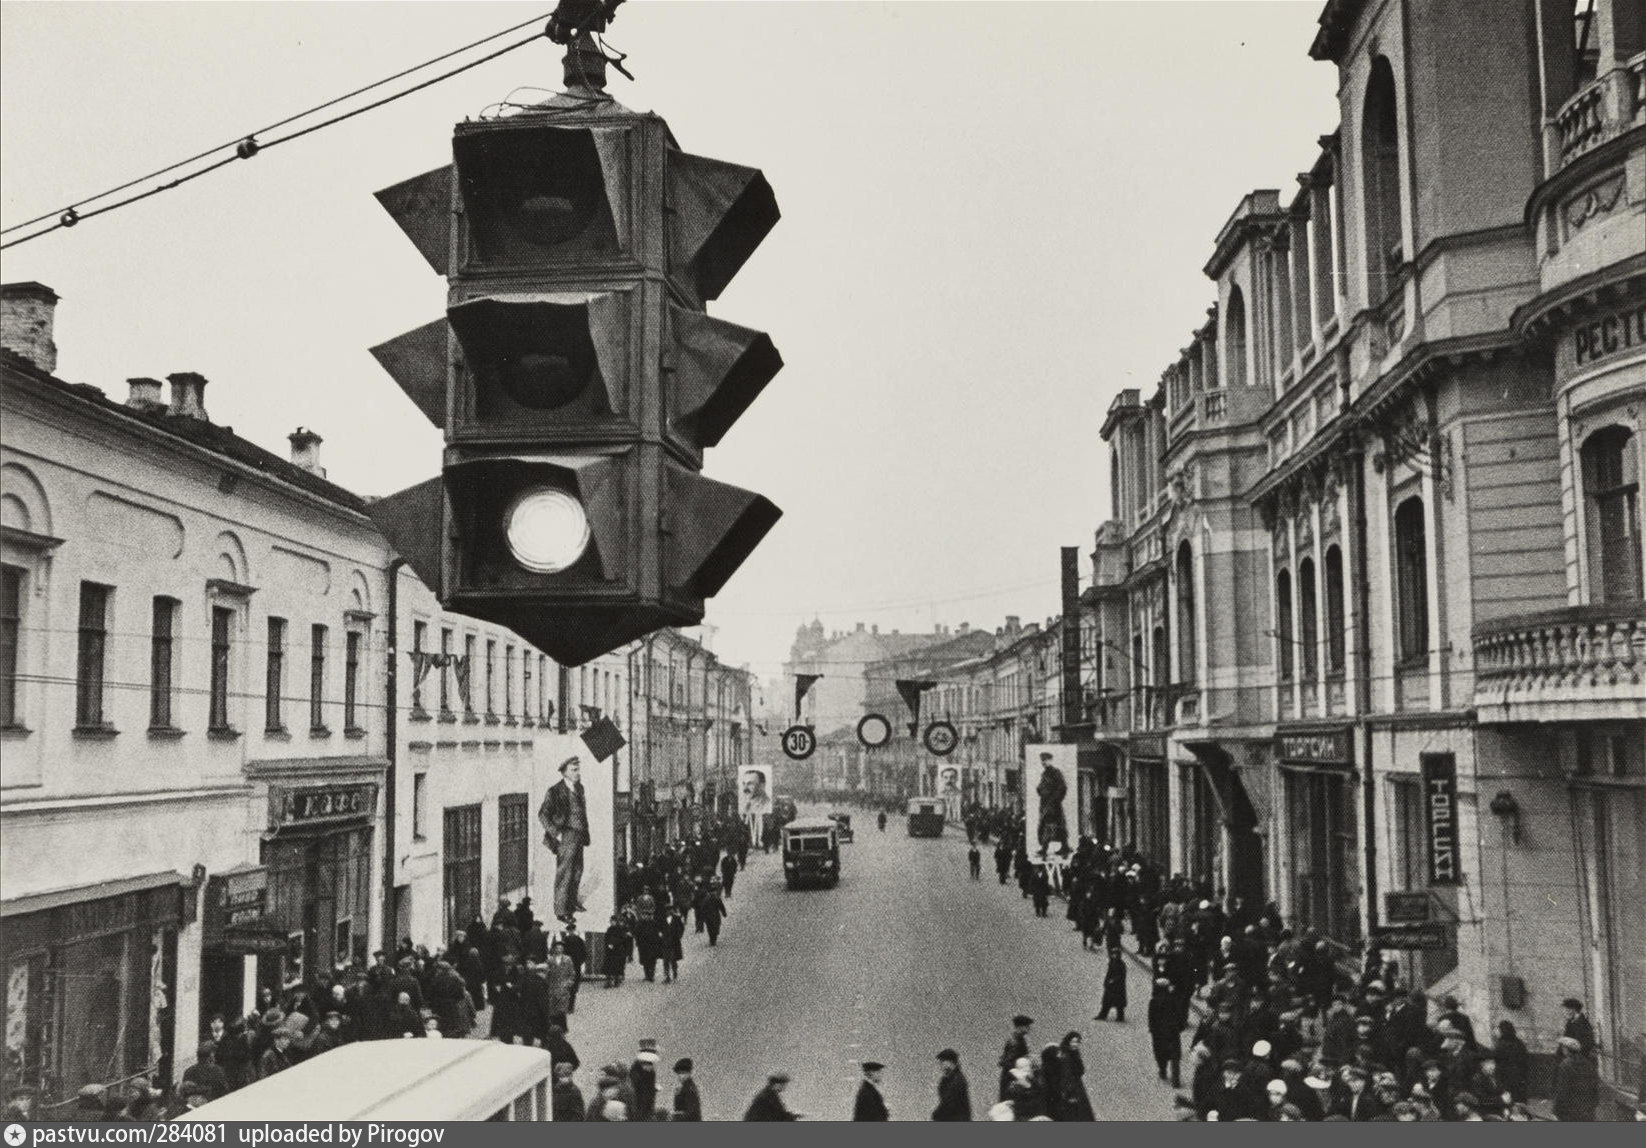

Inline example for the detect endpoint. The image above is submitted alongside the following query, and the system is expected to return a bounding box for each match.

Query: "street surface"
[526,807,1176,1121]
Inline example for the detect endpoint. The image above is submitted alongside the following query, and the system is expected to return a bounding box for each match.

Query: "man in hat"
[999,1015,1033,1100]
[1149,977,1187,1087]
[538,756,590,923]
[551,1061,586,1122]
[1561,998,1596,1057]
[744,1072,800,1121]
[1035,751,1069,850]
[630,1039,661,1120]
[853,1061,889,1121]
[671,1058,702,1121]
[1202,1057,1258,1121]
[932,1049,972,1121]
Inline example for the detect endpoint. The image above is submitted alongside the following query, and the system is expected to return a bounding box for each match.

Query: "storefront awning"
[1,870,187,919]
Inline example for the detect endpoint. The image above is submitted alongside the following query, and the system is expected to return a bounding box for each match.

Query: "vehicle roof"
[176,1040,552,1121]
[782,816,839,832]
[908,797,942,808]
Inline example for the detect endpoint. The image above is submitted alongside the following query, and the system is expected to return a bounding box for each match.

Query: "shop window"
[1324,545,1347,675]
[150,597,178,729]
[443,804,483,943]
[1394,497,1430,665]
[1286,769,1360,945]
[265,617,287,732]
[0,564,21,727]
[498,793,529,895]
[310,624,329,732]
[1582,426,1642,603]
[1299,557,1319,680]
[76,582,112,728]
[1361,57,1405,302]
[1176,541,1197,686]
[1276,568,1295,681]
[209,606,234,731]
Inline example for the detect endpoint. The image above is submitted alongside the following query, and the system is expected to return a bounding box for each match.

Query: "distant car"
[907,797,945,838]
[827,812,854,842]
[782,817,841,889]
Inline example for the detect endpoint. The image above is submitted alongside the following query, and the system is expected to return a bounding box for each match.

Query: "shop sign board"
[1372,922,1448,951]
[1421,752,1460,886]
[1384,890,1431,924]
[1275,728,1353,766]
[270,783,378,829]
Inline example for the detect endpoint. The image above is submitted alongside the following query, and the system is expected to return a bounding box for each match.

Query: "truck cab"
[781,817,841,889]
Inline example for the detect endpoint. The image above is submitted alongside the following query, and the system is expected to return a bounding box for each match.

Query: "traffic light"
[366,60,781,665]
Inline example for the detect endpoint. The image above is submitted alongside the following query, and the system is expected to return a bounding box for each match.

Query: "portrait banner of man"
[739,764,773,818]
[1023,744,1075,862]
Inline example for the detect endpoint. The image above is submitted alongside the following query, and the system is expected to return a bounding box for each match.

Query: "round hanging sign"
[781,724,817,761]
[923,720,959,757]
[857,713,892,748]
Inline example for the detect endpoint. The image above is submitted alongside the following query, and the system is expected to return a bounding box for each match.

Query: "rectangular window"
[344,630,362,730]
[442,804,483,943]
[310,623,328,731]
[498,793,529,894]
[437,627,453,716]
[150,597,177,728]
[265,617,287,731]
[522,654,533,723]
[1395,497,1429,664]
[210,606,233,730]
[485,639,496,719]
[504,645,515,721]
[1,565,24,727]
[463,635,477,717]
[1324,546,1346,675]
[76,582,111,727]
[413,772,428,840]
[411,621,428,714]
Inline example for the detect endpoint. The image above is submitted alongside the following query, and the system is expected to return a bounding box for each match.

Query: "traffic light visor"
[448,294,623,420]
[455,125,628,263]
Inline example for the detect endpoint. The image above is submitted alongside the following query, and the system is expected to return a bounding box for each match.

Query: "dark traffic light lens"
[498,349,590,410]
[513,192,596,248]
[505,487,590,573]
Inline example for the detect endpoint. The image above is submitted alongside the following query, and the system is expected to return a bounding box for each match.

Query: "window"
[1151,625,1169,723]
[412,772,428,840]
[485,639,496,719]
[504,645,515,722]
[1582,426,1642,603]
[1324,545,1346,675]
[1394,496,1429,664]
[344,630,362,731]
[498,793,529,895]
[1299,557,1319,680]
[442,804,483,943]
[1361,57,1404,301]
[522,654,533,723]
[150,597,178,729]
[1275,568,1295,681]
[1224,286,1247,388]
[266,617,287,731]
[310,624,328,731]
[539,655,549,719]
[1,565,23,727]
[438,627,454,717]
[1175,542,1196,686]
[76,582,111,727]
[463,635,478,717]
[411,621,428,714]
[210,606,233,730]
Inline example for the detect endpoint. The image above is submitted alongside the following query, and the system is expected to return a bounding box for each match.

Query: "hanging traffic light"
[366,50,781,665]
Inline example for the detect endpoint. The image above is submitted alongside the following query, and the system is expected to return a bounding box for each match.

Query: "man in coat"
[1148,977,1186,1087]
[629,1039,661,1120]
[999,1015,1032,1100]
[932,1049,972,1121]
[550,1062,585,1122]
[698,884,728,947]
[720,852,738,897]
[1561,998,1597,1057]
[1035,751,1069,849]
[671,1059,702,1121]
[852,1061,889,1121]
[538,756,591,923]
[744,1072,800,1121]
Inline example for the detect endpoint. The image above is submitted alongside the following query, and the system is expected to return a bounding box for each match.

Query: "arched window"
[1361,57,1404,303]
[1324,545,1346,675]
[1225,286,1248,388]
[1583,426,1642,603]
[1111,452,1122,521]
[1276,568,1295,682]
[1298,557,1319,680]
[1394,497,1429,664]
[1176,541,1197,686]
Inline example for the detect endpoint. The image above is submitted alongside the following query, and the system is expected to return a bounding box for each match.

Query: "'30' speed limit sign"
[781,724,817,761]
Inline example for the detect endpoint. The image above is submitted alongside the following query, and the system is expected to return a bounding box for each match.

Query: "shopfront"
[197,864,287,1035]
[2,874,184,1107]
[1128,733,1170,868]
[1276,726,1360,945]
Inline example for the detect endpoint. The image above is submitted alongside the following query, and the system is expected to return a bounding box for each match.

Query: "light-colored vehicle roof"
[175,1039,553,1122]
[782,816,839,832]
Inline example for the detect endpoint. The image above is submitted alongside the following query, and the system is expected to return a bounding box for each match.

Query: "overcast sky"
[1,1,1339,677]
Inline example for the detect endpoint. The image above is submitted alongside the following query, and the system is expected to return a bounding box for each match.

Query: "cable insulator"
[59,208,79,228]
[236,137,260,160]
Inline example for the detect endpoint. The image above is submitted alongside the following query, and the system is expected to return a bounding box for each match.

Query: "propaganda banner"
[738,764,774,818]
[1024,744,1076,863]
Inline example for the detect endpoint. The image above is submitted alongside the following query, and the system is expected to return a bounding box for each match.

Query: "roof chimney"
[1006,615,1021,635]
[871,624,879,635]
[126,377,165,411]
[167,372,209,420]
[856,623,865,633]
[0,282,60,374]
[288,427,325,477]
[958,622,969,635]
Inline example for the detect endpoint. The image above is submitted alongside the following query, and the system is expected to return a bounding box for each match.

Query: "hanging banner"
[738,765,774,818]
[1024,744,1076,863]
[1421,752,1460,886]
[794,674,823,721]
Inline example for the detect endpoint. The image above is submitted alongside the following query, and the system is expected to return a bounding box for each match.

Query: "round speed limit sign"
[923,720,959,757]
[781,724,817,761]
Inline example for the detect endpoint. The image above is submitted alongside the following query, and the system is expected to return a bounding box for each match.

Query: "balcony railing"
[1549,52,1646,172]
[1474,604,1646,721]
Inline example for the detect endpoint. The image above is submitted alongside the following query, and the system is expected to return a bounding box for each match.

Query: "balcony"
[1474,604,1646,724]
[1548,53,1646,173]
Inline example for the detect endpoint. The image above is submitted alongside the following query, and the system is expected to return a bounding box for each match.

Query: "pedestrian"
[853,1061,889,1121]
[1561,998,1597,1057]
[1031,865,1051,916]
[181,1040,229,1102]
[1096,948,1128,1022]
[671,1058,702,1121]
[630,1038,661,1120]
[560,927,588,1013]
[1148,978,1185,1087]
[661,907,685,984]
[633,915,661,982]
[998,1014,1032,1100]
[720,851,738,898]
[699,883,728,946]
[602,916,630,987]
[1056,1032,1096,1120]
[551,1062,585,1121]
[546,1023,579,1075]
[1493,1020,1530,1103]
[744,1072,800,1121]
[1552,1036,1598,1121]
[877,810,887,833]
[586,1073,627,1122]
[932,1048,972,1121]
[994,840,1012,885]
[968,843,982,880]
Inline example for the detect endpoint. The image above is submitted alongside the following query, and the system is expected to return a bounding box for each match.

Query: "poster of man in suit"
[1023,744,1075,862]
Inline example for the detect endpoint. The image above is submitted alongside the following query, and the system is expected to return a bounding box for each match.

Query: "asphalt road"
[541,807,1177,1121]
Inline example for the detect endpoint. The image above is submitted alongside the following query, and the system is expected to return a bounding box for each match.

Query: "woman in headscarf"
[1055,1031,1096,1120]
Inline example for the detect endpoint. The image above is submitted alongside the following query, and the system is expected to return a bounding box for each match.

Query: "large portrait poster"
[738,764,773,818]
[1023,744,1076,863]
[935,762,962,818]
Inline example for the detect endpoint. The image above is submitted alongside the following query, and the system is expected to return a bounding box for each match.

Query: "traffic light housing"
[367,85,781,665]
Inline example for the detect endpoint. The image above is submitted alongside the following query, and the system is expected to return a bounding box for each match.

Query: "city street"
[542,811,1176,1121]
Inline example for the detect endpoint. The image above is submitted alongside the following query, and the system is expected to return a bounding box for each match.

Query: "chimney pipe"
[126,378,165,410]
[167,372,209,420]
[288,427,325,477]
[0,281,60,375]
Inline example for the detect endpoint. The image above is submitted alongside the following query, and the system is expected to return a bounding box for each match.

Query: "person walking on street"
[998,1015,1032,1100]
[1056,1032,1096,1121]
[968,844,982,880]
[1553,1036,1599,1121]
[720,852,738,898]
[670,1059,702,1121]
[661,907,685,984]
[933,1049,972,1121]
[551,1062,585,1122]
[1561,998,1597,1057]
[699,884,728,947]
[1148,977,1185,1087]
[744,1072,800,1121]
[1096,948,1128,1022]
[629,1039,661,1121]
[853,1062,889,1121]
[877,811,887,833]
[994,840,1012,885]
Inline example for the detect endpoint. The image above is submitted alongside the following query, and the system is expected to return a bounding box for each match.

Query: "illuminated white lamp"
[505,487,590,573]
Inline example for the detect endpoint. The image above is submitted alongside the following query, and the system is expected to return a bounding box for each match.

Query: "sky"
[0,0,1341,679]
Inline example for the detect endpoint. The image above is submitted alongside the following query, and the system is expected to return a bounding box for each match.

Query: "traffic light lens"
[515,193,594,248]
[505,487,590,573]
[500,349,587,409]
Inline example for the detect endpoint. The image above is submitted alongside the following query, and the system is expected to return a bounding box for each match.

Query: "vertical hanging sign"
[1420,752,1459,886]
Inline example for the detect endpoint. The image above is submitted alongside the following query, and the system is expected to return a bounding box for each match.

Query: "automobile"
[782,816,842,889]
[907,796,946,838]
[826,811,854,842]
